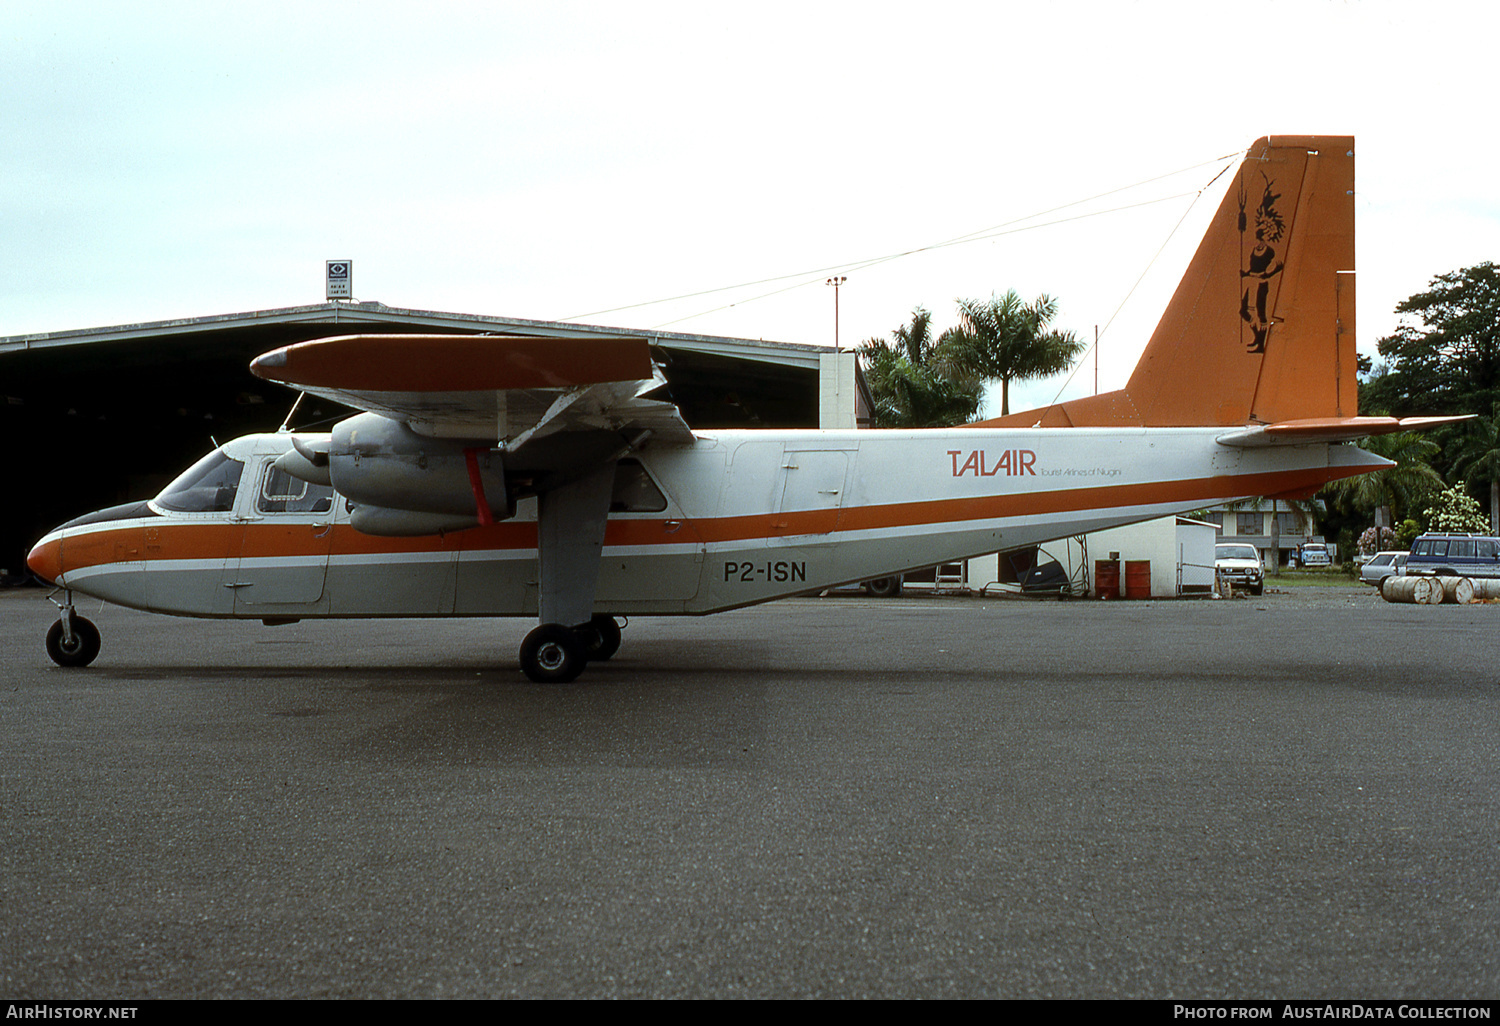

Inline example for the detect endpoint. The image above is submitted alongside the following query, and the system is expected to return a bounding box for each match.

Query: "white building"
[954,515,1218,598]
[1195,502,1329,567]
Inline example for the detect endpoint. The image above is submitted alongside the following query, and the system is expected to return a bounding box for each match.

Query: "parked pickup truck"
[1298,543,1332,567]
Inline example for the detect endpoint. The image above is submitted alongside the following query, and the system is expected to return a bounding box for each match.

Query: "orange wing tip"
[1396,415,1478,430]
[1218,415,1476,447]
[251,334,655,392]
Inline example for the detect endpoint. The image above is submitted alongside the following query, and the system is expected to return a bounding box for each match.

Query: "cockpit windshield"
[154,449,244,513]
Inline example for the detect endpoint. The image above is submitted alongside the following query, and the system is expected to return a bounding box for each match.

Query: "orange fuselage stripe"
[40,462,1360,577]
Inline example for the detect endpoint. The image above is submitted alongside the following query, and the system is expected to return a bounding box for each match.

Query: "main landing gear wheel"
[46,617,101,668]
[578,614,622,661]
[519,624,589,684]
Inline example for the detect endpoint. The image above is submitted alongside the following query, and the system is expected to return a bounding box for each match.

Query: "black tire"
[864,576,902,598]
[519,623,588,683]
[1249,584,1264,596]
[577,614,622,661]
[46,617,101,668]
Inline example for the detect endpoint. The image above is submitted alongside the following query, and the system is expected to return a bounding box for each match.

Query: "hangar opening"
[1,302,868,579]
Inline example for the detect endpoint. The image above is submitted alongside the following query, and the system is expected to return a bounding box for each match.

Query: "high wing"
[250,332,699,681]
[250,333,696,448]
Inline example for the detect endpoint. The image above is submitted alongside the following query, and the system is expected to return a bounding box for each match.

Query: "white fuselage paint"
[35,428,1385,620]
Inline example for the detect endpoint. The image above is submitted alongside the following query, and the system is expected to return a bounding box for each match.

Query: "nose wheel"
[45,592,101,667]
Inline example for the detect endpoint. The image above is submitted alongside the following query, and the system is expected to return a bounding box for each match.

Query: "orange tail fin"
[981,136,1357,429]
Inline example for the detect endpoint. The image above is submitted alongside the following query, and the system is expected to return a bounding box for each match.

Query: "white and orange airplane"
[27,136,1462,681]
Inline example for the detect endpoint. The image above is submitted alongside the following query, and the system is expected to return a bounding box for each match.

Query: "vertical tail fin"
[981,136,1356,429]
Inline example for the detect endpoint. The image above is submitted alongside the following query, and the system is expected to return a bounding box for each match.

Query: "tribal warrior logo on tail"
[1239,171,1286,354]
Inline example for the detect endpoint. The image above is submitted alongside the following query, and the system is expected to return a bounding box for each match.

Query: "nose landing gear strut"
[45,590,101,668]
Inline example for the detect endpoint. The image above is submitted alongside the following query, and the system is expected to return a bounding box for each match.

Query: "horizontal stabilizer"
[1216,415,1475,448]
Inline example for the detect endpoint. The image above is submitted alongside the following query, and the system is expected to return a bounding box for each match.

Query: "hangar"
[1,301,867,580]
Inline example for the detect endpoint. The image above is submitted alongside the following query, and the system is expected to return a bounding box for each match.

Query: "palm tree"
[1450,403,1500,533]
[857,307,981,427]
[892,305,936,367]
[1320,431,1445,529]
[935,291,1084,416]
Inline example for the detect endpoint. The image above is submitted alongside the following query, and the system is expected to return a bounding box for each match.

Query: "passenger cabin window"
[1451,539,1476,558]
[610,459,668,513]
[1479,540,1499,559]
[257,464,333,515]
[155,450,244,513]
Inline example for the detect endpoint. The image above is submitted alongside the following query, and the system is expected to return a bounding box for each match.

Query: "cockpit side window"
[261,462,337,513]
[154,450,245,513]
[257,464,334,515]
[610,459,668,513]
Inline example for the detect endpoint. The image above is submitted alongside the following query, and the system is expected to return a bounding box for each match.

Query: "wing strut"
[463,447,496,528]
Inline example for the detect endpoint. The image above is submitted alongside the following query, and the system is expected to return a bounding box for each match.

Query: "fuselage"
[28,427,1384,620]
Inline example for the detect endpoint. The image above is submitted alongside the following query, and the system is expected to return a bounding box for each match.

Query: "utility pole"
[825,276,847,349]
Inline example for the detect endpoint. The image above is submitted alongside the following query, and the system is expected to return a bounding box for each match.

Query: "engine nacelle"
[347,506,480,537]
[329,412,511,520]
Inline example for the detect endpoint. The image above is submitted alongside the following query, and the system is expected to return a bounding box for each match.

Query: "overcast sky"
[5,0,1497,415]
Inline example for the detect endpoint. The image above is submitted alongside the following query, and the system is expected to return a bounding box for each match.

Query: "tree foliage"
[1395,518,1422,549]
[935,291,1084,416]
[857,307,980,428]
[1320,431,1444,525]
[1358,263,1500,524]
[1424,483,1490,534]
[1364,262,1500,416]
[859,293,1084,427]
[1448,402,1500,532]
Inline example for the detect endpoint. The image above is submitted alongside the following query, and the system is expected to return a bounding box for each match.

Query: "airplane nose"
[27,533,64,585]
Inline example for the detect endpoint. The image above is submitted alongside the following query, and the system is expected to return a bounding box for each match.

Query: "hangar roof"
[1,300,827,368]
[1,300,858,431]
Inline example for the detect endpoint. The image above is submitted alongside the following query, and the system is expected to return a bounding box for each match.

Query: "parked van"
[1406,533,1500,578]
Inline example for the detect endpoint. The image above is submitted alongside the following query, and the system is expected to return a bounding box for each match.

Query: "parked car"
[1215,543,1264,594]
[1359,551,1407,587]
[1406,533,1500,578]
[1298,543,1332,567]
